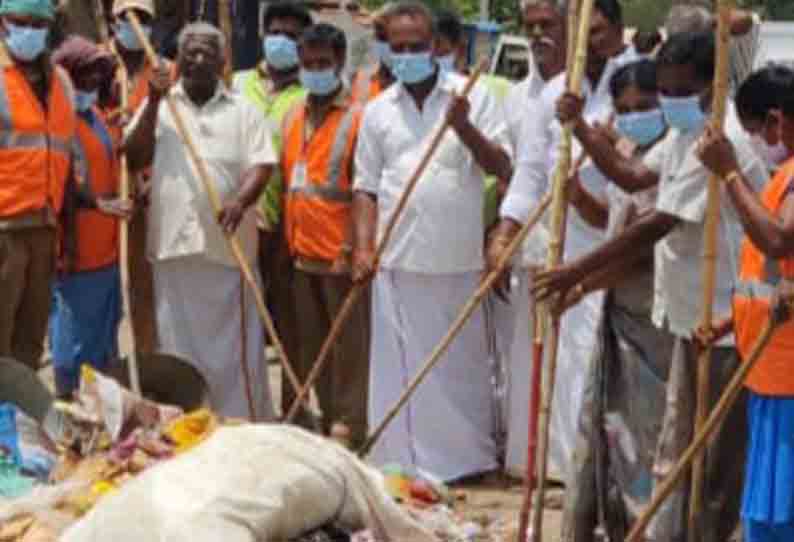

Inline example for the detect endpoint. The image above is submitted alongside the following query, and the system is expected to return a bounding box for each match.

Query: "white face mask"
[750,134,789,169]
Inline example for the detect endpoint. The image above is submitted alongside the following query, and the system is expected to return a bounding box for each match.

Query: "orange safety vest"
[0,62,77,218]
[72,108,119,272]
[351,68,384,104]
[282,99,361,263]
[733,157,794,395]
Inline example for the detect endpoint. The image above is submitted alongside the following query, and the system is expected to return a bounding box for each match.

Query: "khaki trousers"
[0,228,56,369]
[291,267,371,447]
[128,210,158,353]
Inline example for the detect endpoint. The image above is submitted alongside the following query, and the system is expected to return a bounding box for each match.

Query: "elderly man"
[353,0,511,482]
[489,0,640,482]
[0,0,80,370]
[126,22,276,420]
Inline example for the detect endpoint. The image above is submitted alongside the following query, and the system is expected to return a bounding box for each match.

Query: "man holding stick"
[536,31,767,541]
[353,0,511,482]
[125,22,276,420]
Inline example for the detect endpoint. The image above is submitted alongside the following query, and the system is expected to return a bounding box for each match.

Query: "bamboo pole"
[283,60,487,422]
[627,316,782,542]
[517,295,545,542]
[219,0,234,86]
[126,11,303,399]
[359,194,552,457]
[688,4,732,539]
[530,1,595,540]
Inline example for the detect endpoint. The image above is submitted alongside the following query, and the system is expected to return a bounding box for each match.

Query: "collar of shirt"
[304,84,352,139]
[172,80,234,109]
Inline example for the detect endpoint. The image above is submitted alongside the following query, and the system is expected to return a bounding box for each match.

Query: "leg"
[0,231,28,362]
[13,228,55,369]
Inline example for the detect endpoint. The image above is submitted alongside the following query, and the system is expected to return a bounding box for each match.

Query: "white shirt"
[503,57,547,156]
[501,46,641,263]
[644,107,768,344]
[131,82,277,268]
[354,70,509,274]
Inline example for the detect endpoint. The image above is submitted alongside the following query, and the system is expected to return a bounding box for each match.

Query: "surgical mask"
[659,94,707,134]
[436,54,456,73]
[300,68,339,97]
[4,23,48,62]
[373,40,392,68]
[114,21,150,51]
[391,51,435,85]
[750,134,789,168]
[264,35,299,71]
[616,108,666,147]
[75,90,98,112]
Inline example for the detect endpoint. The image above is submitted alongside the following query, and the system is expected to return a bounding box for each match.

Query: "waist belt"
[0,208,56,231]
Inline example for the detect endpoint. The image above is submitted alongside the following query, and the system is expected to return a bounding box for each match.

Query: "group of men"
[4,0,794,539]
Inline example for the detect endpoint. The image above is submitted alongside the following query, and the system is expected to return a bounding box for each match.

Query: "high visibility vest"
[72,109,119,272]
[282,99,361,262]
[733,157,794,395]
[351,68,384,104]
[0,62,77,218]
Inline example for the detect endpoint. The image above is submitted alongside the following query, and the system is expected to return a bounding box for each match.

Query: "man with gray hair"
[665,3,761,93]
[125,21,277,420]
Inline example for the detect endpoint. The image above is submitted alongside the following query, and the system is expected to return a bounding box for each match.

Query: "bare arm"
[568,173,609,230]
[218,164,272,234]
[352,191,378,282]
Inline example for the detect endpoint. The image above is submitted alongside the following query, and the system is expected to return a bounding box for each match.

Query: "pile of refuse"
[0,364,512,542]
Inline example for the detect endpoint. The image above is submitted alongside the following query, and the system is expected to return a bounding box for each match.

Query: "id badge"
[292,161,308,190]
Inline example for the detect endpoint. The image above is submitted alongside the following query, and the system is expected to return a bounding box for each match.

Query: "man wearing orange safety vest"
[0,0,80,370]
[51,36,133,398]
[698,74,794,542]
[351,2,395,104]
[282,23,369,447]
[105,0,175,354]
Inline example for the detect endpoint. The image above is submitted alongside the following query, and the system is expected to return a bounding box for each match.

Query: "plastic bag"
[0,404,57,480]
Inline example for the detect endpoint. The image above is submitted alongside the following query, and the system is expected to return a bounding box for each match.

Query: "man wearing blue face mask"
[351,2,395,104]
[232,1,311,425]
[0,0,83,372]
[353,0,511,482]
[538,31,769,542]
[281,23,370,448]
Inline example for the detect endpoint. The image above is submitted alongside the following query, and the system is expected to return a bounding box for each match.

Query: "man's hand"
[96,197,134,219]
[485,231,513,301]
[218,197,245,234]
[352,247,375,283]
[148,64,172,102]
[532,263,584,303]
[696,124,740,179]
[692,316,734,358]
[556,92,585,125]
[330,248,352,275]
[771,279,794,325]
[447,92,472,135]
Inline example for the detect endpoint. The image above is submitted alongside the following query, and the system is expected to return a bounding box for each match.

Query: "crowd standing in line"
[5,0,794,540]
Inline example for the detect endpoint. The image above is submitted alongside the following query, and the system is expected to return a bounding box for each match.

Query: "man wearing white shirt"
[489,0,638,482]
[486,0,567,480]
[126,23,276,421]
[538,32,767,541]
[352,0,511,482]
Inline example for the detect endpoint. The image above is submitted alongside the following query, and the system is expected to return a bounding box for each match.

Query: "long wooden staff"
[283,60,487,422]
[219,0,234,86]
[627,315,783,542]
[689,4,732,539]
[517,294,545,542]
[359,194,552,457]
[530,1,595,540]
[126,11,303,398]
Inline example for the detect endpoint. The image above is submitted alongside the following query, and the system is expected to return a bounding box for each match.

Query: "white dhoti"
[153,255,274,421]
[368,270,498,482]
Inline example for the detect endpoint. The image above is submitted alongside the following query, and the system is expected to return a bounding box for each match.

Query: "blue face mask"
[300,68,340,97]
[616,108,666,147]
[373,40,392,68]
[436,54,456,73]
[4,23,49,62]
[264,35,299,71]
[114,21,151,52]
[75,90,98,112]
[659,94,707,134]
[391,51,435,85]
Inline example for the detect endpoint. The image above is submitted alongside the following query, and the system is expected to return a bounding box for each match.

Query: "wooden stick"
[219,0,234,86]
[359,194,552,457]
[283,60,487,422]
[627,316,780,542]
[689,4,732,539]
[115,50,142,396]
[531,1,595,540]
[518,288,545,542]
[126,11,303,399]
